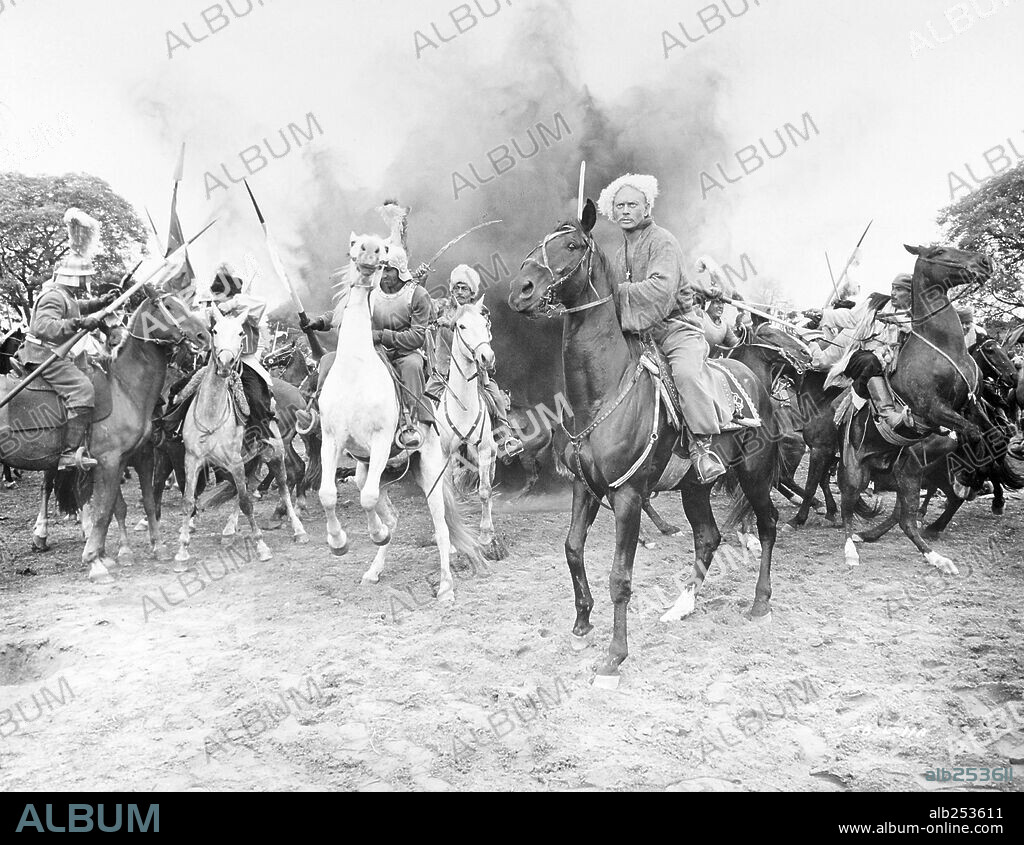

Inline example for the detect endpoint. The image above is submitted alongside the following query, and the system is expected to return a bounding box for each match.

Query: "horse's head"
[350,232,386,276]
[975,337,1017,391]
[508,199,598,317]
[747,322,813,378]
[130,284,212,353]
[209,308,247,377]
[451,300,495,372]
[904,244,993,293]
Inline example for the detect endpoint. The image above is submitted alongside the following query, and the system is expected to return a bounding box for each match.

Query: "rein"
[909,329,979,401]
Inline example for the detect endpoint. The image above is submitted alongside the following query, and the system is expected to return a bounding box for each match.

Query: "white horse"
[435,301,505,559]
[174,308,306,569]
[318,234,482,601]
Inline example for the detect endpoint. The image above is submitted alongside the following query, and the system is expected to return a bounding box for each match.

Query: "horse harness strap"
[909,330,979,401]
[560,361,655,505]
[443,393,485,444]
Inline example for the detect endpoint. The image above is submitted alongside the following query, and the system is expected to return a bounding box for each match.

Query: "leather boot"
[687,433,725,484]
[59,412,98,470]
[866,376,909,429]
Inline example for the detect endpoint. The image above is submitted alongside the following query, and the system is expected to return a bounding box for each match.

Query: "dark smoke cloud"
[289,2,731,406]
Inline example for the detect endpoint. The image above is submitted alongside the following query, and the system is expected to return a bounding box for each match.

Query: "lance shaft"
[0,221,214,413]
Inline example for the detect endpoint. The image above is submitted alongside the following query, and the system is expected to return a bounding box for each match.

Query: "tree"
[937,161,1024,323]
[0,172,147,321]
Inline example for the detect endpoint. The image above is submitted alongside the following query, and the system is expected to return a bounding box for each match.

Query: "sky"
[1,0,1022,314]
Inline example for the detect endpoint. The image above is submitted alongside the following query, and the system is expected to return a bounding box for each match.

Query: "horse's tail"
[54,468,93,517]
[855,493,884,519]
[442,463,486,567]
[302,431,322,494]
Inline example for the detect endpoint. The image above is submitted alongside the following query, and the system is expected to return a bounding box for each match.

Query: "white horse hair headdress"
[597,174,659,221]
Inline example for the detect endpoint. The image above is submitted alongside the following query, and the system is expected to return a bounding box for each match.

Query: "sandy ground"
[0,463,1022,793]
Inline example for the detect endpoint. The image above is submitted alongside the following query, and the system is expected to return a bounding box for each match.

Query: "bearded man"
[597,174,748,483]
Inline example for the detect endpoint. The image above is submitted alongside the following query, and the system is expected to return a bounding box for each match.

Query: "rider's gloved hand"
[72,315,102,332]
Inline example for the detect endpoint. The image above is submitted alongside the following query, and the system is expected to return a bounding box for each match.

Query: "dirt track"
[1,467,1022,792]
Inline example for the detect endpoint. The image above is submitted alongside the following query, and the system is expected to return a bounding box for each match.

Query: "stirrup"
[58,447,97,471]
[498,433,524,459]
[395,424,424,451]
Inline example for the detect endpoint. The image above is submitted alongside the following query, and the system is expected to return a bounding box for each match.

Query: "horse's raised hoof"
[660,585,697,623]
[220,534,236,548]
[844,538,860,567]
[592,673,620,691]
[256,541,273,562]
[88,560,114,584]
[925,550,958,575]
[570,633,591,652]
[31,535,49,552]
[370,528,391,547]
[483,536,508,561]
[293,531,309,545]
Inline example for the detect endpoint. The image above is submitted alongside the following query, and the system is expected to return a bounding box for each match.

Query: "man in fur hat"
[303,244,433,450]
[824,273,913,428]
[19,208,117,469]
[597,174,748,483]
[423,264,523,458]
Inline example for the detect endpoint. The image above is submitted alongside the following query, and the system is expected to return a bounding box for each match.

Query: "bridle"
[521,225,611,317]
[451,315,492,383]
[127,292,204,352]
[975,337,1015,391]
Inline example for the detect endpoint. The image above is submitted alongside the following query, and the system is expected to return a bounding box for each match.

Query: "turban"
[891,273,912,292]
[597,173,659,221]
[450,264,481,296]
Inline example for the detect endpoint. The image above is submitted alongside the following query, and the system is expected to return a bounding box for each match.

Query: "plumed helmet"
[383,244,413,282]
[54,207,101,284]
[449,264,481,296]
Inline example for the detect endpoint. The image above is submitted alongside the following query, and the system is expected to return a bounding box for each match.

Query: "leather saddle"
[1,361,114,433]
[627,335,683,430]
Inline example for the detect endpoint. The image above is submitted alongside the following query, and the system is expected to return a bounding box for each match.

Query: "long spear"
[825,250,839,302]
[824,220,873,308]
[243,180,324,361]
[0,221,216,413]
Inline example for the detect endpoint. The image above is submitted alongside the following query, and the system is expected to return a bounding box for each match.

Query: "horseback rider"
[957,305,987,351]
[303,244,432,450]
[823,273,913,428]
[422,264,523,458]
[18,208,118,470]
[597,173,753,484]
[164,266,276,454]
[698,292,741,355]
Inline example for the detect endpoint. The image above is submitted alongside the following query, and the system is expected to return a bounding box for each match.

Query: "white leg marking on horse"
[660,584,697,623]
[844,537,860,567]
[925,550,958,575]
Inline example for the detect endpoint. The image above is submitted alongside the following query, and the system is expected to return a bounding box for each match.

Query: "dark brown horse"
[508,202,780,686]
[841,244,993,574]
[1,284,210,581]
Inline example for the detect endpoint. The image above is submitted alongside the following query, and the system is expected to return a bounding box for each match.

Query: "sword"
[0,222,215,413]
[243,179,324,361]
[726,297,841,347]
[423,220,503,271]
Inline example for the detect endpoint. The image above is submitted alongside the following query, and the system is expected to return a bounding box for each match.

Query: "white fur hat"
[597,173,659,221]
[449,264,481,296]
